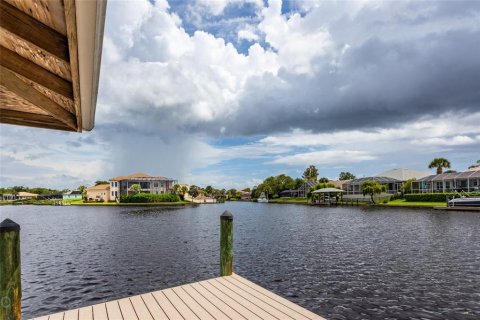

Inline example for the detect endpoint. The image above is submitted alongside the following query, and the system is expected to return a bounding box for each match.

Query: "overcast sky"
[1,0,480,189]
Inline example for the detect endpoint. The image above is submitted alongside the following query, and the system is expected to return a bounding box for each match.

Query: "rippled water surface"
[1,202,480,319]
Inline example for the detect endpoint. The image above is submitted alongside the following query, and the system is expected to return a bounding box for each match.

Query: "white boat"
[257,192,268,203]
[448,197,480,207]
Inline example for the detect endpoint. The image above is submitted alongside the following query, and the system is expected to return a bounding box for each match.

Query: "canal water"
[1,202,479,319]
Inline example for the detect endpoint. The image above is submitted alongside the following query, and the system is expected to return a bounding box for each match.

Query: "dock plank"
[78,306,93,320]
[47,312,64,320]
[199,281,262,320]
[172,286,215,320]
[63,309,79,320]
[215,277,296,320]
[118,298,139,320]
[224,276,310,320]
[163,288,200,319]
[92,303,109,320]
[181,285,231,320]
[105,301,123,320]
[151,290,184,320]
[190,282,246,320]
[131,295,154,320]
[207,279,277,319]
[30,275,325,320]
[231,274,324,320]
[141,293,169,320]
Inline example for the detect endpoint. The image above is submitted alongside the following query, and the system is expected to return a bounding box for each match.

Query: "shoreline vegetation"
[1,197,448,208]
[265,197,447,208]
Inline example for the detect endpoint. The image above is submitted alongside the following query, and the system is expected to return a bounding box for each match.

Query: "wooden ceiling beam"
[0,1,69,62]
[0,109,74,131]
[64,0,82,131]
[0,28,72,82]
[0,66,77,130]
[0,46,73,99]
[5,0,67,36]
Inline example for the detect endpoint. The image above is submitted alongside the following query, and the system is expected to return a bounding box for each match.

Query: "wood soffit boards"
[0,0,81,131]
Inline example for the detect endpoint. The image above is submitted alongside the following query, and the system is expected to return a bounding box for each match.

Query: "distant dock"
[32,274,324,320]
[434,206,480,211]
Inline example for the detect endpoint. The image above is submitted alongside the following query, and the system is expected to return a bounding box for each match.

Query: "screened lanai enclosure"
[344,176,402,194]
[412,170,480,193]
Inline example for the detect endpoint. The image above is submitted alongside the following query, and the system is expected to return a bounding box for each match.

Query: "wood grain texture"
[5,0,67,35]
[0,46,73,99]
[0,1,69,61]
[0,28,72,81]
[220,214,234,276]
[0,85,50,115]
[0,109,74,131]
[63,0,82,131]
[0,66,77,129]
[0,223,21,320]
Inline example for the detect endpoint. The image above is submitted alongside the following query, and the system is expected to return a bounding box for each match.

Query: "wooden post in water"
[220,211,233,276]
[0,219,21,320]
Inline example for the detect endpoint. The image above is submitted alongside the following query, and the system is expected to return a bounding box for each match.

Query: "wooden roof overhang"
[0,0,106,132]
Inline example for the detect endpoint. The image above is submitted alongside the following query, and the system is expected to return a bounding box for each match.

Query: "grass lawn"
[72,201,191,206]
[268,197,308,203]
[385,199,447,207]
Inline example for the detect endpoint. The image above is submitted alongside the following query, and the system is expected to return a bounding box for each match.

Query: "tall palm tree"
[428,158,451,174]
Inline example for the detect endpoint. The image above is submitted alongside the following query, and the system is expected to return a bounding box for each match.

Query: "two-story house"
[109,173,177,200]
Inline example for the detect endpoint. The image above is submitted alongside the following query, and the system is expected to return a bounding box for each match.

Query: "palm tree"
[428,158,451,174]
[172,184,181,194]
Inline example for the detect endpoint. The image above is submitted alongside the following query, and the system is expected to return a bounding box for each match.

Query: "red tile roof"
[110,173,171,181]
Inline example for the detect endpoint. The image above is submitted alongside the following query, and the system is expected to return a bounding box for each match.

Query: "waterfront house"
[345,177,402,194]
[86,184,110,202]
[279,181,317,198]
[62,190,83,200]
[344,168,431,195]
[109,172,177,201]
[192,195,217,203]
[1,194,15,201]
[17,192,38,200]
[412,167,480,193]
[40,193,63,200]
[376,168,431,181]
[239,189,252,200]
[330,179,352,191]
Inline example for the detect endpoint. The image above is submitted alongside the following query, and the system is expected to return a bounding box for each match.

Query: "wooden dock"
[32,274,325,320]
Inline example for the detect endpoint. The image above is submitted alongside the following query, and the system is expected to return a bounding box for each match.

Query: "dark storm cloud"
[100,0,480,138]
[211,29,480,136]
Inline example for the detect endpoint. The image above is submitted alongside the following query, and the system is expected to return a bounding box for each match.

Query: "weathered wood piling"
[220,210,233,276]
[0,218,21,320]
